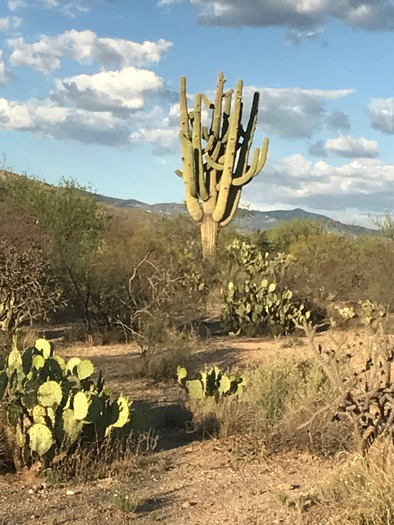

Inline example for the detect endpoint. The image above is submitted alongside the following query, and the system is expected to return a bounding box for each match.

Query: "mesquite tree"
[176,71,269,258]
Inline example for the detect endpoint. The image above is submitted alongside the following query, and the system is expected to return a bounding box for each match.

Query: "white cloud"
[162,0,394,30]
[0,51,12,86]
[130,128,178,154]
[325,134,380,158]
[53,67,165,113]
[254,86,353,138]
[8,1,27,11]
[246,154,394,213]
[8,30,173,73]
[369,98,394,134]
[0,66,176,148]
[9,0,92,15]
[0,16,21,31]
[0,96,133,145]
[158,0,185,4]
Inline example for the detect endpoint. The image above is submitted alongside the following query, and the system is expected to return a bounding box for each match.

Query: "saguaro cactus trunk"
[176,71,269,258]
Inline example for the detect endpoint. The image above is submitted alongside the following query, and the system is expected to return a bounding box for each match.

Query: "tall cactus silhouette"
[176,71,269,258]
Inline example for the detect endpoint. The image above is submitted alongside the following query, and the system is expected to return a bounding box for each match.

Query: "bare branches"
[0,239,63,340]
[299,320,394,454]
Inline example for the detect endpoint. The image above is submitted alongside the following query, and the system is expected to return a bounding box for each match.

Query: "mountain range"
[96,194,374,236]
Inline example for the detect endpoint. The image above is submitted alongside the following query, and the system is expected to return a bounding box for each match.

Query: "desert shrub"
[0,338,132,471]
[182,354,350,456]
[3,175,108,330]
[0,239,63,349]
[131,313,197,381]
[263,217,327,253]
[247,356,353,456]
[352,235,394,308]
[288,232,360,307]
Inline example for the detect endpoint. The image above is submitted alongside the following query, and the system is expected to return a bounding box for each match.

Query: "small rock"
[66,490,75,496]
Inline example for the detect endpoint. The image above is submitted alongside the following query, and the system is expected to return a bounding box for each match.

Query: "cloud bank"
[159,0,394,30]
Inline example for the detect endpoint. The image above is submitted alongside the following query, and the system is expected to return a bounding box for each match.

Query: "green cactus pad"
[73,391,89,421]
[31,405,47,424]
[53,355,66,370]
[28,423,54,456]
[32,355,45,369]
[66,357,81,374]
[46,407,55,425]
[21,379,38,409]
[112,395,130,428]
[8,348,22,367]
[37,381,63,407]
[61,408,84,445]
[35,339,53,359]
[76,360,94,380]
[0,372,7,401]
[86,394,104,422]
[186,379,204,399]
[177,366,187,384]
[219,375,231,395]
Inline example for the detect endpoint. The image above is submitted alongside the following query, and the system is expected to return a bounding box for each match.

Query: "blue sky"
[2,1,394,225]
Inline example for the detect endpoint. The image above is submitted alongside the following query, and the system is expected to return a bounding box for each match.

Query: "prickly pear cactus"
[177,365,245,402]
[222,241,310,337]
[0,339,132,470]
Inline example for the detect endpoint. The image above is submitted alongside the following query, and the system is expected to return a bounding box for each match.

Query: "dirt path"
[0,437,336,525]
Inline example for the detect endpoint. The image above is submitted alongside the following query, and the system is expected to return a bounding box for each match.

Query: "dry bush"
[186,396,255,439]
[318,438,394,524]
[0,409,16,473]
[47,431,158,485]
[185,355,352,457]
[246,356,352,457]
[130,315,198,381]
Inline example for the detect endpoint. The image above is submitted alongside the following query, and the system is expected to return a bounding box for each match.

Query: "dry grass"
[318,438,394,524]
[185,354,353,458]
[47,431,158,485]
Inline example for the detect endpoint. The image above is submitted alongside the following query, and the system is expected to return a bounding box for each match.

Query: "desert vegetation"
[2,170,394,523]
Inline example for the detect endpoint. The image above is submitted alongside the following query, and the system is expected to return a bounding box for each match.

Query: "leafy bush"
[0,338,131,471]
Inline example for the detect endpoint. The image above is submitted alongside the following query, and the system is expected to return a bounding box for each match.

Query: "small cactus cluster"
[329,300,387,328]
[177,365,245,401]
[0,339,131,469]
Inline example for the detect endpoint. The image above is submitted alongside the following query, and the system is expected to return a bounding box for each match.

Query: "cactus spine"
[177,71,269,258]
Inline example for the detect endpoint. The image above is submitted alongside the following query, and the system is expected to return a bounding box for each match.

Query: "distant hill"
[0,169,376,236]
[96,194,375,236]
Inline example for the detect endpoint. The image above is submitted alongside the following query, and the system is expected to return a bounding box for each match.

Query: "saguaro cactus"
[176,71,269,258]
